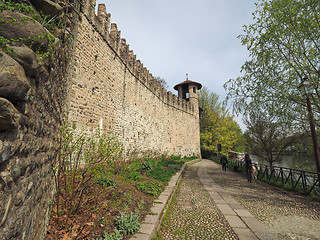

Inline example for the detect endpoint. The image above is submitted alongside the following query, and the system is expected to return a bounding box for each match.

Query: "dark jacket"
[245,157,252,170]
[220,155,228,164]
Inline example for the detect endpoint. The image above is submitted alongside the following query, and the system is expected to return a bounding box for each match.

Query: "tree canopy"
[243,110,302,167]
[199,87,243,157]
[224,0,320,126]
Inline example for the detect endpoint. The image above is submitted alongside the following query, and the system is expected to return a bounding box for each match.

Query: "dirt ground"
[45,174,156,240]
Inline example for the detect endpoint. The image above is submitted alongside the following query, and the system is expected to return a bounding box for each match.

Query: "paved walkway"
[157,160,320,240]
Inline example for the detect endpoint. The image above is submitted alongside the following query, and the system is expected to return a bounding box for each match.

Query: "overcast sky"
[96,0,257,129]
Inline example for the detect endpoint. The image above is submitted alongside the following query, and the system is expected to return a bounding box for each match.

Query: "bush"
[170,155,181,161]
[103,228,123,240]
[183,155,198,161]
[140,161,152,170]
[118,161,142,181]
[53,120,123,220]
[94,228,123,240]
[168,164,182,172]
[136,181,163,196]
[147,166,173,182]
[141,158,159,170]
[114,212,140,235]
[126,171,142,181]
[94,176,116,188]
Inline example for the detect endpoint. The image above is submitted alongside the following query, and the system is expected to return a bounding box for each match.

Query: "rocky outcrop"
[0,0,72,238]
[7,45,39,77]
[0,51,31,102]
[30,0,64,17]
[0,98,20,131]
[0,10,49,52]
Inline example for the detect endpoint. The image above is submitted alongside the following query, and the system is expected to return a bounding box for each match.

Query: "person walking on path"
[244,153,253,183]
[220,154,228,171]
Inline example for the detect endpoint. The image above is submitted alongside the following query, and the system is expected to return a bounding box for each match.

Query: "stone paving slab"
[233,228,258,240]
[139,223,155,236]
[216,204,237,215]
[131,233,149,240]
[198,160,278,240]
[225,215,247,228]
[234,209,254,217]
[132,159,278,239]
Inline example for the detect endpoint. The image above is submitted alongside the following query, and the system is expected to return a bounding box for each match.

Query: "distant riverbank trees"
[198,87,244,158]
[224,0,320,163]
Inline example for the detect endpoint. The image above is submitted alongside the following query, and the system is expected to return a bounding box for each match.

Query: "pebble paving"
[206,160,320,240]
[158,163,238,240]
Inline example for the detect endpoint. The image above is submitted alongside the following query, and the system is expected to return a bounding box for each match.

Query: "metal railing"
[225,159,320,198]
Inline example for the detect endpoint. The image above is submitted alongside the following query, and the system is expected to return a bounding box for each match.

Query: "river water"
[250,154,317,173]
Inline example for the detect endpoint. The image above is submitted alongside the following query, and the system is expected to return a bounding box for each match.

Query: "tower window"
[193,87,196,93]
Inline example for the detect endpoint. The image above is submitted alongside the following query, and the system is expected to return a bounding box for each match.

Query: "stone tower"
[174,75,202,108]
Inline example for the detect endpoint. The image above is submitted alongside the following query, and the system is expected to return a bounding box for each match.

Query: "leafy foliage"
[0,0,34,14]
[244,110,302,167]
[169,155,181,161]
[183,155,198,161]
[102,229,123,240]
[114,212,140,235]
[136,181,163,196]
[53,120,123,222]
[147,166,173,182]
[94,228,123,240]
[224,0,320,128]
[94,176,116,188]
[199,87,244,157]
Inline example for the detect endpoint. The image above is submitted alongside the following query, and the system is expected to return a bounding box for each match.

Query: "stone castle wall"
[68,0,201,156]
[0,0,200,239]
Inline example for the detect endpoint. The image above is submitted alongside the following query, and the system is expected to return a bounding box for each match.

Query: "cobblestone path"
[206,160,320,240]
[158,162,239,240]
[157,160,320,240]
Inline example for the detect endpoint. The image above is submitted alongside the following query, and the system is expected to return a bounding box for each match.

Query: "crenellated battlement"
[68,0,201,157]
[79,0,195,115]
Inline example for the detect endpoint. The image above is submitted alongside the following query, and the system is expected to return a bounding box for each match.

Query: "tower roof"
[174,79,202,91]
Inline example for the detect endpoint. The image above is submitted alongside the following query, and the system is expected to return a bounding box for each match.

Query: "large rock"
[7,45,39,77]
[0,51,31,101]
[0,97,20,131]
[30,0,64,17]
[0,10,49,52]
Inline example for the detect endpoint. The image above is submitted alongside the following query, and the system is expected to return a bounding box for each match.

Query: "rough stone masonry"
[68,0,201,157]
[0,0,201,239]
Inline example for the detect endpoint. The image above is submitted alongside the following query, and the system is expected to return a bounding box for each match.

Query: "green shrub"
[114,212,140,235]
[168,164,182,172]
[140,161,152,170]
[126,170,142,181]
[183,155,198,160]
[170,155,181,161]
[93,228,123,240]
[136,181,163,196]
[53,120,123,220]
[103,228,123,240]
[147,166,173,182]
[94,176,116,188]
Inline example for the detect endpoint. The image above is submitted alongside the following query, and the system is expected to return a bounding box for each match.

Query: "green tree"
[244,110,300,167]
[199,87,243,158]
[224,0,320,126]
